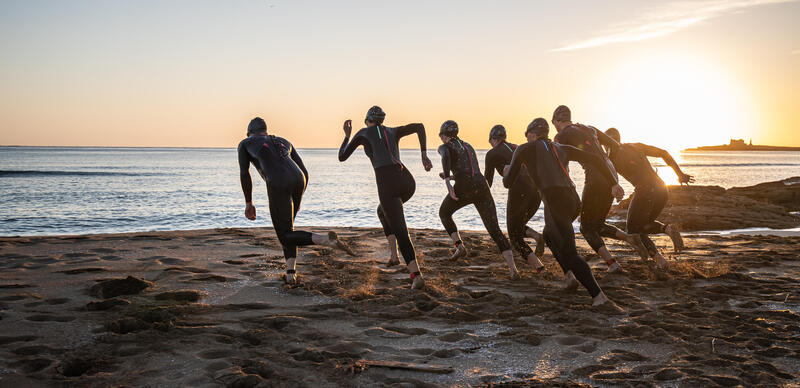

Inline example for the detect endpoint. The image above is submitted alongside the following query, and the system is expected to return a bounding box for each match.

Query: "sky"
[0,0,798,150]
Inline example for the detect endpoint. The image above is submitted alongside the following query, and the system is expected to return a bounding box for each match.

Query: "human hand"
[245,203,256,220]
[611,184,625,202]
[421,154,432,171]
[343,120,352,137]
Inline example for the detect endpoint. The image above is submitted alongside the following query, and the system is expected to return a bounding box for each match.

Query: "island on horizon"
[685,138,800,151]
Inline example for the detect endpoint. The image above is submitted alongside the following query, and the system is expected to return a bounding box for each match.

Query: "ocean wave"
[0,170,168,177]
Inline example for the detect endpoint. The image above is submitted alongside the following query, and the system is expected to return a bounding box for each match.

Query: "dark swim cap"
[440,120,459,137]
[247,117,267,135]
[489,125,506,142]
[605,127,621,143]
[552,105,571,123]
[526,118,549,137]
[365,106,386,124]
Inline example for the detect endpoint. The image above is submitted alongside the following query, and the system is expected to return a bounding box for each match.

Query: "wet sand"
[0,227,798,387]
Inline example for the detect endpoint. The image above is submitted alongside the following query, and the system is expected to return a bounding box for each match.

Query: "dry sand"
[0,227,798,387]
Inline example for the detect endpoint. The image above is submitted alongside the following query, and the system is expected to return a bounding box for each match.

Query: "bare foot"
[564,271,579,291]
[328,231,355,256]
[510,269,521,280]
[654,252,669,269]
[607,261,623,273]
[628,234,649,261]
[534,235,545,259]
[449,244,467,261]
[527,256,545,273]
[387,256,400,267]
[592,293,624,313]
[285,271,297,285]
[665,224,684,253]
[411,276,425,290]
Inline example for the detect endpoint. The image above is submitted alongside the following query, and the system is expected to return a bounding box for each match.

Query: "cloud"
[551,0,797,51]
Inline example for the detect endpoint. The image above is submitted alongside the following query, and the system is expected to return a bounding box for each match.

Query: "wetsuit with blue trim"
[485,141,542,258]
[439,137,511,253]
[607,142,673,256]
[338,123,426,265]
[238,135,312,259]
[554,124,625,254]
[504,138,618,298]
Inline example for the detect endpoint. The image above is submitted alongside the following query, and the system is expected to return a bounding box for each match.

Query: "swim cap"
[552,105,571,123]
[605,127,621,143]
[247,117,267,135]
[526,118,549,137]
[440,120,459,137]
[365,106,386,125]
[489,125,506,142]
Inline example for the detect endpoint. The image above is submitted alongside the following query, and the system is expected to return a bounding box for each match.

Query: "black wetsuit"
[439,138,511,253]
[485,141,541,258]
[339,124,426,264]
[238,135,312,259]
[554,124,625,253]
[607,143,670,255]
[504,138,617,297]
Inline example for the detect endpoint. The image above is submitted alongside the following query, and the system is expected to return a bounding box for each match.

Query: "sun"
[597,53,757,154]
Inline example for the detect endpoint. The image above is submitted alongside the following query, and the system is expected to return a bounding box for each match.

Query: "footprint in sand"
[12,345,62,356]
[0,335,38,346]
[58,267,106,275]
[25,314,77,322]
[198,349,236,360]
[9,358,53,373]
[223,260,246,265]
[0,294,29,301]
[61,252,94,259]
[90,248,116,254]
[188,275,231,282]
[100,255,123,261]
[239,253,261,258]
[555,335,585,346]
[24,298,70,307]
[432,349,459,358]
[0,283,33,289]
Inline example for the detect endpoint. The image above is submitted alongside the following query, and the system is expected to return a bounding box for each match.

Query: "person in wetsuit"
[238,117,351,285]
[552,105,649,272]
[604,127,693,269]
[338,106,433,290]
[504,118,625,307]
[484,125,546,272]
[437,120,519,279]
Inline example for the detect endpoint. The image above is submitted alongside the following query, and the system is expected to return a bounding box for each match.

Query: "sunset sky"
[1,0,798,151]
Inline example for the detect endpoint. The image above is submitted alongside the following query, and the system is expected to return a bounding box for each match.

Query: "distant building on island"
[686,139,800,152]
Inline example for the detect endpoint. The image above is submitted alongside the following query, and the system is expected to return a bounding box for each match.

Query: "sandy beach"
[1,226,798,387]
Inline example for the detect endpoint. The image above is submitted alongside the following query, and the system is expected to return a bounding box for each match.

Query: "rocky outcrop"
[610,177,800,231]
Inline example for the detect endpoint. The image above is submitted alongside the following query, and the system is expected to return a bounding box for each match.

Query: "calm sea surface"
[2,147,799,236]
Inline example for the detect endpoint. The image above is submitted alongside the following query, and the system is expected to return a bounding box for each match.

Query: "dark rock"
[86,298,130,311]
[611,180,800,231]
[89,276,152,299]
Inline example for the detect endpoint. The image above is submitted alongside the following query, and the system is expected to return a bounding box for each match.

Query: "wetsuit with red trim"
[607,142,672,255]
[554,123,625,253]
[338,123,426,265]
[485,141,541,258]
[504,138,618,298]
[439,137,511,253]
[238,134,312,259]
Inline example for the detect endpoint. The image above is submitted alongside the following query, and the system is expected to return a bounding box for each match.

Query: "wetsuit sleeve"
[338,131,365,162]
[563,145,618,186]
[438,144,452,178]
[484,152,496,187]
[635,143,685,176]
[596,129,620,154]
[553,128,575,146]
[396,123,427,152]
[237,142,253,204]
[289,145,309,183]
[503,145,525,189]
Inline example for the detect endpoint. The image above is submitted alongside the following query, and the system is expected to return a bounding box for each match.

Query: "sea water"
[1,147,798,236]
